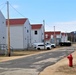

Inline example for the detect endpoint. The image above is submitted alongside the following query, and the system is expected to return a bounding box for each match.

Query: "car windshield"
[46,43,51,45]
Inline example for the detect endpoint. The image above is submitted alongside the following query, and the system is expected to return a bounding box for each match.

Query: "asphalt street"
[0,46,75,75]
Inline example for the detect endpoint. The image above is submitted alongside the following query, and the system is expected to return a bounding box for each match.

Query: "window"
[38,45,44,46]
[34,31,37,35]
[3,37,5,39]
[45,34,48,38]
[42,39,44,42]
[2,22,4,24]
[27,30,29,33]
[51,35,53,39]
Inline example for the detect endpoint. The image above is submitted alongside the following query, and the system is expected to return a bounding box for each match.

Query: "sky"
[0,0,76,32]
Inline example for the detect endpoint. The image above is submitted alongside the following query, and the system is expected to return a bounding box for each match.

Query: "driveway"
[0,46,75,75]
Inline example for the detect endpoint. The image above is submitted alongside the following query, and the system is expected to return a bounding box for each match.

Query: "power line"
[0,3,6,10]
[0,2,6,7]
[0,2,6,10]
[9,3,25,18]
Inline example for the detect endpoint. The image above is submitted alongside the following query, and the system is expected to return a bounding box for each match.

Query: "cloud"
[45,21,76,32]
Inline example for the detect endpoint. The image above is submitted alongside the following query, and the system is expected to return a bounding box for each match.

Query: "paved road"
[0,47,75,75]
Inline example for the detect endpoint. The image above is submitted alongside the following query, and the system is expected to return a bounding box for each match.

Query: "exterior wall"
[56,34,61,45]
[31,29,42,44]
[0,11,6,45]
[45,33,61,45]
[61,35,65,42]
[41,25,44,42]
[6,19,31,50]
[45,32,68,45]
[23,19,31,49]
[50,35,54,43]
[45,40,50,44]
[31,25,44,44]
[56,34,61,38]
[50,34,61,45]
[6,25,23,49]
[61,35,68,42]
[65,35,68,42]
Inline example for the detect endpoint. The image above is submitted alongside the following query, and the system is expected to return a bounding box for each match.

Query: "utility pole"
[43,20,45,49]
[54,26,56,45]
[7,1,11,56]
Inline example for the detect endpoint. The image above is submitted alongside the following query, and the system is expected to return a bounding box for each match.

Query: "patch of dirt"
[55,64,76,75]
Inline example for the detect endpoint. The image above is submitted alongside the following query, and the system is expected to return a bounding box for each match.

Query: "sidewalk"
[39,51,76,75]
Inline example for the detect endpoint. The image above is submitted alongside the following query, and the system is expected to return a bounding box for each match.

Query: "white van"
[32,43,51,50]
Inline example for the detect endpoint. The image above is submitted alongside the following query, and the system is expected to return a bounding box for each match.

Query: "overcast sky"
[0,0,76,32]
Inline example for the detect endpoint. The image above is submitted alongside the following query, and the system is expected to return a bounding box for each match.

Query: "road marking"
[0,62,11,65]
[35,56,43,59]
[33,58,57,64]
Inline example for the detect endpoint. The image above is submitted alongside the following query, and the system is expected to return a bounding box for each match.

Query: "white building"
[0,11,6,46]
[45,31,61,45]
[45,31,68,45]
[31,24,44,44]
[61,33,68,42]
[6,18,31,50]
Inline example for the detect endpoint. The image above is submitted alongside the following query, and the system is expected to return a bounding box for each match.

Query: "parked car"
[51,43,56,48]
[46,43,56,48]
[59,41,71,46]
[32,43,51,50]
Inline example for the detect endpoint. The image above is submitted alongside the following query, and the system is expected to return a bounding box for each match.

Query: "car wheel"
[47,47,50,50]
[37,48,40,50]
[51,45,54,48]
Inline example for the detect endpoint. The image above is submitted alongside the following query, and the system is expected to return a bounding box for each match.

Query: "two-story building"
[45,31,68,45]
[6,18,31,50]
[31,24,44,44]
[45,31,61,45]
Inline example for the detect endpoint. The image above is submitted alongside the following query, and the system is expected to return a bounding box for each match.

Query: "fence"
[0,44,13,55]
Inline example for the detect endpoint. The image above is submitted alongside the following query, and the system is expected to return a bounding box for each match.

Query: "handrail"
[0,44,13,51]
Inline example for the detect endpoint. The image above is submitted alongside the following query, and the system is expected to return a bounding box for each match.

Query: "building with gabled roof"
[0,11,6,46]
[6,18,27,25]
[45,31,61,45]
[31,24,42,29]
[31,24,44,44]
[45,31,68,45]
[6,18,31,50]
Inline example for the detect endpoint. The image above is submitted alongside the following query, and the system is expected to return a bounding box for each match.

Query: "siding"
[23,19,31,49]
[0,11,6,45]
[31,25,44,44]
[6,25,23,49]
[31,29,42,43]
